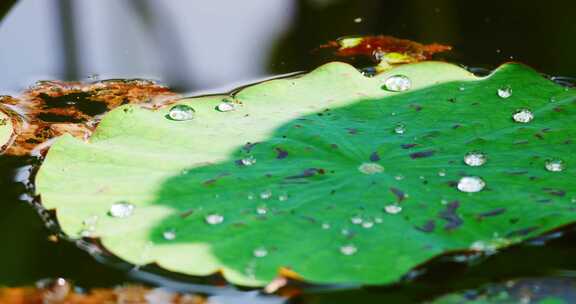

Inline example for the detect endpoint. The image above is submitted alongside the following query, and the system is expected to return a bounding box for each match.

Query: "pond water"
[1,0,576,303]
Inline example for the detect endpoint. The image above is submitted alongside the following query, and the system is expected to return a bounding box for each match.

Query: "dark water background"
[1,0,576,302]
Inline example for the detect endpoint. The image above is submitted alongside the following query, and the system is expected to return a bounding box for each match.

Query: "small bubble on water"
[168,104,195,121]
[240,155,256,166]
[383,75,412,92]
[340,244,358,256]
[512,109,534,123]
[205,214,224,225]
[216,102,236,112]
[497,87,512,99]
[464,151,487,167]
[394,123,406,135]
[260,190,272,200]
[384,204,402,214]
[545,159,565,172]
[358,162,384,175]
[457,176,486,193]
[350,216,363,225]
[253,247,268,258]
[162,229,176,240]
[108,202,135,218]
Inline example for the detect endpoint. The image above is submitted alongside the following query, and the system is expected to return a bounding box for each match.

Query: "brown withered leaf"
[0,284,206,304]
[319,35,452,65]
[0,79,179,156]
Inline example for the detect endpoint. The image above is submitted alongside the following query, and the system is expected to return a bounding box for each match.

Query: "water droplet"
[247,193,255,200]
[162,229,176,240]
[108,202,135,218]
[321,223,331,229]
[512,109,534,123]
[464,151,487,167]
[260,190,272,200]
[278,193,289,201]
[216,102,236,112]
[353,17,363,23]
[341,228,351,236]
[545,159,565,172]
[384,204,402,214]
[374,217,383,223]
[253,247,268,258]
[240,155,256,166]
[393,123,406,135]
[497,87,512,99]
[362,221,374,229]
[571,197,576,203]
[458,87,466,91]
[358,162,384,175]
[350,216,363,225]
[383,75,412,92]
[457,176,486,193]
[168,104,195,121]
[394,174,404,180]
[340,244,358,256]
[205,214,224,225]
[256,206,268,215]
[438,170,446,177]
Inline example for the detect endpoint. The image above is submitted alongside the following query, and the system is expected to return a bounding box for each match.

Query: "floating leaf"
[36,61,576,286]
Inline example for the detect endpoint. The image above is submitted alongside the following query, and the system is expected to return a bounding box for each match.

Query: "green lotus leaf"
[35,61,576,286]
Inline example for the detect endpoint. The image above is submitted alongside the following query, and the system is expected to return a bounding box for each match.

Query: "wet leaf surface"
[35,61,576,287]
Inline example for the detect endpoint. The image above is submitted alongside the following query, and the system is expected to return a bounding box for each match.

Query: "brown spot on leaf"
[275,147,289,159]
[438,201,463,230]
[409,150,436,159]
[369,151,380,162]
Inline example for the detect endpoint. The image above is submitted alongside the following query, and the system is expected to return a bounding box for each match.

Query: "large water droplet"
[497,87,512,99]
[384,204,402,214]
[340,244,358,256]
[162,229,176,240]
[358,162,384,175]
[108,202,135,218]
[240,155,256,166]
[383,75,412,92]
[168,104,195,121]
[205,214,224,225]
[253,247,268,258]
[216,102,236,112]
[457,176,486,193]
[464,151,487,167]
[394,123,406,135]
[512,109,534,123]
[545,159,565,172]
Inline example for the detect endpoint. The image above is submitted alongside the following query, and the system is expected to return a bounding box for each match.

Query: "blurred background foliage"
[0,0,574,94]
